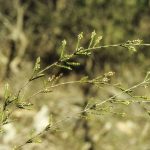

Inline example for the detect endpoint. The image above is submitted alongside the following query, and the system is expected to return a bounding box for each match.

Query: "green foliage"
[0,1,150,149]
[0,32,150,149]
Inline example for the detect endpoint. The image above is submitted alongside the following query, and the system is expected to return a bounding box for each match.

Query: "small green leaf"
[29,73,45,81]
[56,64,72,70]
[76,32,83,51]
[76,51,91,56]
[88,31,96,48]
[4,83,10,100]
[60,40,67,59]
[93,36,102,47]
[60,54,73,62]
[16,102,33,109]
[66,62,80,66]
[78,32,83,40]
[34,57,41,72]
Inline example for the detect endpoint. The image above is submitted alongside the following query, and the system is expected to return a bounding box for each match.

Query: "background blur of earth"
[0,1,150,150]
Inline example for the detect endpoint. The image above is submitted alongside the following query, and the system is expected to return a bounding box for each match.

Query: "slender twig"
[38,62,58,75]
[83,43,150,51]
[85,80,147,110]
[28,42,150,83]
[1,38,149,149]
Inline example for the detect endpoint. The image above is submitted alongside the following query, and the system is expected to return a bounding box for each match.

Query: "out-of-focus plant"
[0,32,150,149]
[0,0,150,81]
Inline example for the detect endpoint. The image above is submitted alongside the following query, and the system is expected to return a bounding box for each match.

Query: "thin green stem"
[11,40,150,149]
[89,80,146,109]
[38,62,58,75]
[84,43,150,51]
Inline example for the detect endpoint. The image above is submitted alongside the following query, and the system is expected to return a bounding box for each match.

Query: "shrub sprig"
[0,31,150,149]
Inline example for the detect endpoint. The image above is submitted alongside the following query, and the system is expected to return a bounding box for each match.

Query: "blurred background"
[0,0,150,150]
